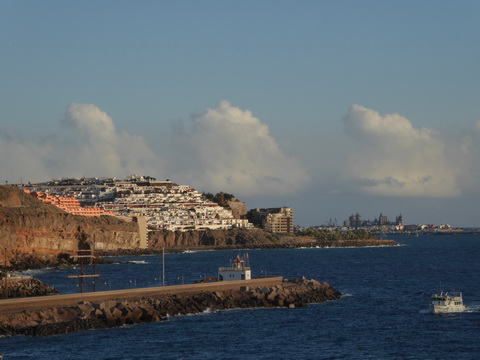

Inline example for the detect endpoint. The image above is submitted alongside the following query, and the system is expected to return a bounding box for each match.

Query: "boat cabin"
[431,291,465,313]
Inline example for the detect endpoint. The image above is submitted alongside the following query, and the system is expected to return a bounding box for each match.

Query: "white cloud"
[63,103,167,177]
[342,104,461,197]
[0,131,52,183]
[173,100,310,196]
[0,103,167,183]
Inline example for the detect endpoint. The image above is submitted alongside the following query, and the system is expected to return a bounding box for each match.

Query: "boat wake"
[419,308,433,314]
[464,305,480,313]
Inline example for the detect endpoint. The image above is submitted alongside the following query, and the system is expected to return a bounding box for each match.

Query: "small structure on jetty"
[218,254,251,281]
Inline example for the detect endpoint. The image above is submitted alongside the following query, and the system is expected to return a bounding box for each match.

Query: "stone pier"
[0,277,342,337]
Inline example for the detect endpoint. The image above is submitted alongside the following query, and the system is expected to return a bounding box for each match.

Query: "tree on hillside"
[202,191,236,207]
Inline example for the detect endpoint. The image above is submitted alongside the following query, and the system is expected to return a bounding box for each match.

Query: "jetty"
[0,277,283,313]
[0,276,341,337]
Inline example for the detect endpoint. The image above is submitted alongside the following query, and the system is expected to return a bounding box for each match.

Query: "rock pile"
[0,277,342,337]
[0,278,58,298]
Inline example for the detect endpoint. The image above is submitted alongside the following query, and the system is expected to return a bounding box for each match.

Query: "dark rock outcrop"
[148,228,276,249]
[0,277,58,298]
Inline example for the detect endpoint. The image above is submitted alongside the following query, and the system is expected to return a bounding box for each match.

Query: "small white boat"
[431,291,465,313]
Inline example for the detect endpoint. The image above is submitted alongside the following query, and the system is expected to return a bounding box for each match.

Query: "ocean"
[1,234,480,359]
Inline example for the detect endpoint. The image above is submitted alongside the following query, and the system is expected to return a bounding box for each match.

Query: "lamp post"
[3,248,8,299]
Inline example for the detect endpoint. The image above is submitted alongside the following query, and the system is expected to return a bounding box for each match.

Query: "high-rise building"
[247,207,294,234]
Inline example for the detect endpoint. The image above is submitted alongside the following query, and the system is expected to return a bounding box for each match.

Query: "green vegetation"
[267,234,280,243]
[202,192,236,208]
[296,228,376,240]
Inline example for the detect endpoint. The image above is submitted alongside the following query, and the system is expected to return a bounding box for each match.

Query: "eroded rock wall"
[148,228,274,249]
[0,186,141,267]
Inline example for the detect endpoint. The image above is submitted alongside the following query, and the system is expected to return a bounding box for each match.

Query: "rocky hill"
[0,186,279,268]
[0,185,142,269]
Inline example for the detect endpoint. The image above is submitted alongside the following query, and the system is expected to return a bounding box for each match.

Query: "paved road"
[0,277,284,313]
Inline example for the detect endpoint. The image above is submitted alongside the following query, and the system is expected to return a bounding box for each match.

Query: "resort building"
[247,207,294,234]
[23,175,253,233]
[25,190,114,217]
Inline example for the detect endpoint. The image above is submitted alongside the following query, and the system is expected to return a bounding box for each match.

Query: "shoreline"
[3,238,399,272]
[96,238,399,257]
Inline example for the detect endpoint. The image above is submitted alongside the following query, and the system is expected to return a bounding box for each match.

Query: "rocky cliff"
[148,228,276,249]
[147,228,398,252]
[0,186,141,268]
[226,199,247,219]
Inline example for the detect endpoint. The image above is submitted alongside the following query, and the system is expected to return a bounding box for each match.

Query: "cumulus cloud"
[173,100,310,196]
[342,104,461,197]
[0,103,167,183]
[63,103,167,177]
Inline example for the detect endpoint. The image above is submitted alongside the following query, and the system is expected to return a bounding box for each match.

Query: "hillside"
[0,185,142,269]
[0,186,278,268]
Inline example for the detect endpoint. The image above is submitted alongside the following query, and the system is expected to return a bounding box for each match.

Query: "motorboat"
[431,291,465,313]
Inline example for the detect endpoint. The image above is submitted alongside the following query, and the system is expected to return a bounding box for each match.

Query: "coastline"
[96,238,399,257]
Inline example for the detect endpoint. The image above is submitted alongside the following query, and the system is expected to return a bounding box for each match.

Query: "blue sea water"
[1,234,480,359]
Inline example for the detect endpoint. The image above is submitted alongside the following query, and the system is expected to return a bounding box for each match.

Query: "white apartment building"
[22,175,253,233]
[100,180,252,232]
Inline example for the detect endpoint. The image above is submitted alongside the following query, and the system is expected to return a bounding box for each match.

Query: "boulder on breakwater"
[0,277,58,298]
[0,277,341,337]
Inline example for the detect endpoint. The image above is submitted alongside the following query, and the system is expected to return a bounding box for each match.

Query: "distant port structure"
[341,212,453,233]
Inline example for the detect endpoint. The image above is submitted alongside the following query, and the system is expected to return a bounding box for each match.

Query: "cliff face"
[148,228,274,249]
[0,186,141,267]
[226,200,247,219]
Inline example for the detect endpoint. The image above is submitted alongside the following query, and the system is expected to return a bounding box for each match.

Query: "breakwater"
[0,277,341,337]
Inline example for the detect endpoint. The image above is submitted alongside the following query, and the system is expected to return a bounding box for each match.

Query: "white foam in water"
[464,305,480,313]
[419,308,433,314]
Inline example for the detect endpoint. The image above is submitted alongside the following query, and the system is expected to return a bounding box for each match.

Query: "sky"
[1,1,480,227]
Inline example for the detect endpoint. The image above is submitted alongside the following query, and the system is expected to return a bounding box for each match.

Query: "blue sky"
[1,1,480,227]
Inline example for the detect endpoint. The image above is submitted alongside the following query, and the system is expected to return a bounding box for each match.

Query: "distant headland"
[0,183,398,272]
